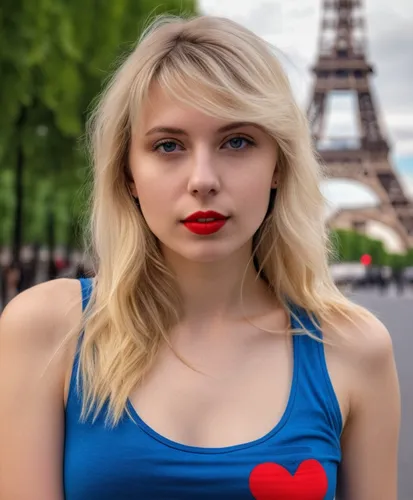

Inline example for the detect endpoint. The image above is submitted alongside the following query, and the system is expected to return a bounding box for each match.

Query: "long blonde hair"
[72,14,373,426]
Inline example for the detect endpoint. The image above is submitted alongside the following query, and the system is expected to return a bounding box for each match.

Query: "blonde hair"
[72,14,373,426]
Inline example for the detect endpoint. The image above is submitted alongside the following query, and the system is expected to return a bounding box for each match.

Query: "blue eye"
[155,141,183,153]
[224,137,253,150]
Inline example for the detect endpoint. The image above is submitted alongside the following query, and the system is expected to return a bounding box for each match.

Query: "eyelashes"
[152,135,256,155]
[223,136,255,150]
[152,140,183,154]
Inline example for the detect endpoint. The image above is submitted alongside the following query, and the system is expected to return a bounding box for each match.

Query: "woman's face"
[129,83,278,264]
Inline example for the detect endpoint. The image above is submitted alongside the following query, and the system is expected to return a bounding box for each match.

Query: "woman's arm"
[0,280,79,500]
[336,316,401,500]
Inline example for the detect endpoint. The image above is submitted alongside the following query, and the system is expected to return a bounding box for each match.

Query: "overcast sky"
[199,0,413,250]
[199,0,413,157]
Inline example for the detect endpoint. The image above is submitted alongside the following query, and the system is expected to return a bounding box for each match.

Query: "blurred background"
[0,0,412,305]
[0,1,412,496]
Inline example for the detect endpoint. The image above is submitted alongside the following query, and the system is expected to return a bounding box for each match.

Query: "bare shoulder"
[325,307,400,500]
[321,305,396,428]
[0,280,83,498]
[324,305,394,368]
[0,277,84,398]
[0,278,82,350]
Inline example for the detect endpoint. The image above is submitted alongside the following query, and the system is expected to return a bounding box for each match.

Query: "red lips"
[182,211,229,236]
[183,210,227,222]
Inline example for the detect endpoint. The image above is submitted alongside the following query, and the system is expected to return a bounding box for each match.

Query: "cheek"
[132,160,181,201]
[132,173,178,232]
[236,175,274,218]
[138,189,167,224]
[133,166,167,202]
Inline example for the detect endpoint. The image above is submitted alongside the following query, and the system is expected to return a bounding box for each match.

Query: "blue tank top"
[64,278,342,499]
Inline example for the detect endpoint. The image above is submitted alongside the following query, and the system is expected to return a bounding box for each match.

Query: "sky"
[199,0,413,251]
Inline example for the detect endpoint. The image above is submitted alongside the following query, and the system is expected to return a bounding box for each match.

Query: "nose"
[187,149,220,197]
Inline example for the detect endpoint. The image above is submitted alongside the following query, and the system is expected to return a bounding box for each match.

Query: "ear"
[128,181,138,198]
[271,169,279,189]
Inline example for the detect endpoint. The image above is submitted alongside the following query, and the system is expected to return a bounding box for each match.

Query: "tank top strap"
[289,304,343,439]
[79,277,94,311]
[66,278,94,407]
[76,277,93,352]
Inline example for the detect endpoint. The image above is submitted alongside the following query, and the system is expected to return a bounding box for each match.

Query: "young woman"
[0,14,400,500]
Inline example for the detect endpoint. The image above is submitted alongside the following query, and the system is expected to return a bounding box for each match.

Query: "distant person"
[392,267,405,296]
[379,269,390,295]
[0,15,400,500]
[1,262,21,307]
[19,259,37,292]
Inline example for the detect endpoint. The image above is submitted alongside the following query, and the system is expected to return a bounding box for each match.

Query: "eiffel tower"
[307,0,413,250]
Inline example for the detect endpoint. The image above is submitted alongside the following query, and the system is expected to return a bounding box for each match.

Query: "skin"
[0,83,400,499]
[128,83,279,321]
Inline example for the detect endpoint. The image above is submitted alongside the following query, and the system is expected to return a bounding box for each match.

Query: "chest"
[64,323,343,500]
[64,420,339,500]
[128,328,294,448]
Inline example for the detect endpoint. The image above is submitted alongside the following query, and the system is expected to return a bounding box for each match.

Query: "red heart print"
[249,459,328,499]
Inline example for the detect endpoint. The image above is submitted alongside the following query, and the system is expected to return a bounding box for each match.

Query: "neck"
[162,242,277,326]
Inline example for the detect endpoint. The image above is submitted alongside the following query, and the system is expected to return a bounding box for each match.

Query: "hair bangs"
[129,34,296,141]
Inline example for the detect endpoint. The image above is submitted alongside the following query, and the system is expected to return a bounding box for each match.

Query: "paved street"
[350,288,413,500]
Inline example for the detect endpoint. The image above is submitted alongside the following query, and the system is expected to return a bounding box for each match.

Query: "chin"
[166,238,251,264]
[182,252,230,264]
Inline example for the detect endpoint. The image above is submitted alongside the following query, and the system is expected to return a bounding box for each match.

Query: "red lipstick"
[182,211,229,235]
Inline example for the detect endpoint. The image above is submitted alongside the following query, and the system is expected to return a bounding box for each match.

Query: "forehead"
[137,82,232,134]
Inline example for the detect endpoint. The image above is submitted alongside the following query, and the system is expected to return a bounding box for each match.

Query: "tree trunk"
[12,106,28,265]
[47,209,57,280]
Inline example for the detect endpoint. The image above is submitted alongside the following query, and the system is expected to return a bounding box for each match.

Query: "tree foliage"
[330,228,412,268]
[0,0,197,249]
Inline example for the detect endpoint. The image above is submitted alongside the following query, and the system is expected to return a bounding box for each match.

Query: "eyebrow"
[144,121,258,137]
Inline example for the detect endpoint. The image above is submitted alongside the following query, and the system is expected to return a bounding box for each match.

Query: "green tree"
[0,0,197,256]
[368,238,387,266]
[329,228,400,266]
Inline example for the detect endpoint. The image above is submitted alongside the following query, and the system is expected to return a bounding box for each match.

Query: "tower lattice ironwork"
[307,0,413,249]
